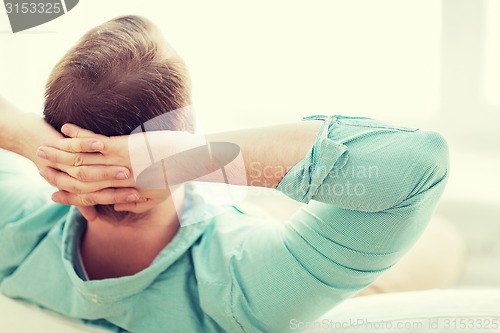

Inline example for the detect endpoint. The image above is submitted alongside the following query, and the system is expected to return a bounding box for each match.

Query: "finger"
[37,146,108,166]
[40,167,130,194]
[52,188,142,206]
[61,123,106,139]
[76,206,98,222]
[114,198,163,214]
[56,164,134,183]
[137,187,170,200]
[52,137,105,153]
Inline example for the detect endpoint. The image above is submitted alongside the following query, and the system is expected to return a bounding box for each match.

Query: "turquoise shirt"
[0,115,449,333]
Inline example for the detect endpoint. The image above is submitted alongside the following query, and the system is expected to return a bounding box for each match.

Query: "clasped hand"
[37,123,166,215]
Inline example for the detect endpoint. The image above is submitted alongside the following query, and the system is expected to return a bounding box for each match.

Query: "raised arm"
[36,115,449,332]
[0,96,67,282]
[36,120,324,211]
[197,115,449,331]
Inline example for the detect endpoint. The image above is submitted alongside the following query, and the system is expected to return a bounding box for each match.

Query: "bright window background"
[0,0,441,132]
[484,0,500,108]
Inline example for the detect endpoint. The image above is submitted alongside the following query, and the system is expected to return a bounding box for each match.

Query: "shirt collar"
[60,182,213,304]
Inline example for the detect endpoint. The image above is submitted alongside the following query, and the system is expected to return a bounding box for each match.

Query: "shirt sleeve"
[0,149,68,282]
[226,115,450,332]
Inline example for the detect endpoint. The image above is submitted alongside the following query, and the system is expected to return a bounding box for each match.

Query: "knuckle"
[114,191,122,203]
[46,173,56,186]
[53,174,63,188]
[61,195,71,205]
[55,193,70,205]
[58,197,69,205]
[50,177,59,187]
[64,141,74,153]
[73,154,84,167]
[80,195,95,206]
[70,184,83,195]
[53,152,62,164]
[76,168,88,182]
[102,169,112,181]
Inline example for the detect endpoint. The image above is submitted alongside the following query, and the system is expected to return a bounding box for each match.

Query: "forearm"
[205,121,322,187]
[136,121,323,190]
[0,96,23,153]
[165,115,447,210]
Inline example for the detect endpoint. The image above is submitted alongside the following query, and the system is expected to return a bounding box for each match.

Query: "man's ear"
[76,206,98,222]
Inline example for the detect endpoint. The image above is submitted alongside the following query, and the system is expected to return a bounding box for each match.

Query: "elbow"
[418,130,449,185]
[400,130,450,204]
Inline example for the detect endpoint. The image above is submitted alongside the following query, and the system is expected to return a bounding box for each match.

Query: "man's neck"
[80,199,180,280]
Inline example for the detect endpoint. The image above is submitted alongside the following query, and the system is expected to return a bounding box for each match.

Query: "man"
[0,15,449,333]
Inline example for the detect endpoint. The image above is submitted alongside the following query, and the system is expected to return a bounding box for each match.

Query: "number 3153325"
[5,2,62,14]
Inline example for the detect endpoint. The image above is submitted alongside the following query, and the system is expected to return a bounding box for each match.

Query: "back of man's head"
[44,15,193,222]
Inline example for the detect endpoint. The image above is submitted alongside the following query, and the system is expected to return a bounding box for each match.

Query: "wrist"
[16,114,43,159]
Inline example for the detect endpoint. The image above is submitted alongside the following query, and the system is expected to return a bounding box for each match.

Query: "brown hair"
[44,15,193,222]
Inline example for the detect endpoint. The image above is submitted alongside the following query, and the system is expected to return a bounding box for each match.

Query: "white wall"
[0,0,498,206]
[0,0,441,131]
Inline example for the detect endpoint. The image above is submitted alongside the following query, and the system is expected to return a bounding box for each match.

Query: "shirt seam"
[228,239,249,333]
